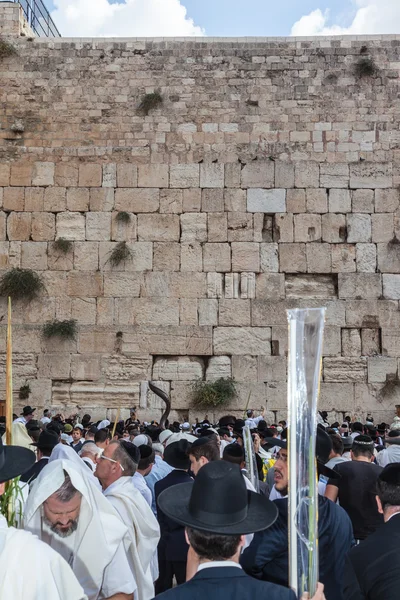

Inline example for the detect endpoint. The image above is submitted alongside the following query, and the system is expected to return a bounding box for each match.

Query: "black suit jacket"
[153,566,296,600]
[20,457,49,483]
[343,513,400,600]
[155,469,193,563]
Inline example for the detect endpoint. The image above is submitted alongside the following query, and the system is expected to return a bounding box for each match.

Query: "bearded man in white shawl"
[95,440,160,600]
[0,438,87,600]
[24,459,137,600]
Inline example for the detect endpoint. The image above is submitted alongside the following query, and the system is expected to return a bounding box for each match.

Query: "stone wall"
[1,3,400,422]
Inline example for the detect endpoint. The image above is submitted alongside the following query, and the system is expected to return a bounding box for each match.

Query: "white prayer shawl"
[49,444,102,491]
[104,476,160,600]
[24,459,132,600]
[377,444,400,467]
[0,515,87,600]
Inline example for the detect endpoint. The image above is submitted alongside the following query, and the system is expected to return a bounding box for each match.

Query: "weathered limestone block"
[231,355,257,381]
[86,212,111,241]
[331,245,356,273]
[55,164,79,187]
[208,213,227,242]
[319,383,354,411]
[10,164,32,187]
[183,189,201,212]
[203,243,231,272]
[115,189,159,213]
[218,299,251,326]
[0,213,7,242]
[295,162,319,188]
[306,243,331,272]
[231,242,260,272]
[371,214,394,243]
[160,190,183,214]
[138,214,179,242]
[147,381,171,410]
[71,297,96,324]
[257,356,287,382]
[169,382,194,410]
[96,298,114,326]
[294,214,321,242]
[227,213,253,242]
[181,243,202,272]
[138,164,168,188]
[201,190,224,212]
[68,272,103,297]
[352,189,374,213]
[214,327,271,355]
[306,189,328,213]
[275,162,294,188]
[73,242,98,271]
[44,188,66,212]
[247,189,286,213]
[21,241,47,270]
[224,164,241,189]
[31,212,55,241]
[37,353,71,379]
[241,162,274,188]
[377,243,400,274]
[382,329,400,356]
[339,273,381,299]
[0,165,9,187]
[71,354,101,381]
[350,162,392,189]
[342,329,361,356]
[368,357,398,383]
[323,357,367,382]
[127,298,180,326]
[153,356,204,381]
[78,163,102,187]
[265,382,286,410]
[32,162,54,186]
[255,274,285,300]
[3,188,24,211]
[7,212,31,241]
[153,242,179,271]
[287,189,306,213]
[383,274,400,299]
[90,188,114,212]
[121,326,213,356]
[111,212,136,242]
[232,382,268,410]
[198,299,218,326]
[285,274,337,299]
[361,329,380,356]
[78,330,117,354]
[224,189,246,212]
[56,212,85,240]
[347,214,371,243]
[356,243,376,273]
[207,273,223,299]
[279,243,306,273]
[200,164,224,188]
[180,213,207,242]
[329,189,351,213]
[321,165,352,193]
[375,189,400,213]
[206,356,232,380]
[67,188,90,212]
[25,188,44,212]
[240,272,256,299]
[260,243,279,273]
[180,298,198,325]
[103,272,142,297]
[322,213,346,243]
[170,164,200,188]
[102,354,152,381]
[0,353,37,378]
[274,213,293,243]
[116,164,138,188]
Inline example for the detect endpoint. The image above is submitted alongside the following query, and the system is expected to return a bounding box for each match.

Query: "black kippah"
[379,463,400,486]
[353,434,374,448]
[120,440,140,463]
[191,437,213,449]
[223,443,244,458]
[138,444,153,459]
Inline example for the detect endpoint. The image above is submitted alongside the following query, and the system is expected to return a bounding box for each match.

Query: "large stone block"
[3,187,24,211]
[306,243,331,273]
[375,189,399,213]
[74,242,98,271]
[260,243,279,273]
[306,189,327,213]
[323,357,367,382]
[78,163,102,187]
[103,272,142,297]
[7,213,31,241]
[219,299,251,326]
[160,189,183,214]
[295,162,319,188]
[55,164,79,187]
[356,243,376,273]
[56,212,85,240]
[37,353,71,379]
[347,214,371,243]
[67,188,90,212]
[342,328,361,357]
[71,354,101,381]
[255,273,285,300]
[320,163,349,189]
[206,356,232,380]
[203,243,231,272]
[279,243,306,273]
[138,164,169,188]
[90,188,114,212]
[275,162,294,188]
[68,272,103,297]
[200,164,224,188]
[352,189,374,213]
[294,214,321,242]
[115,188,159,213]
[214,327,271,355]
[44,188,66,212]
[224,189,246,212]
[182,189,201,212]
[86,212,111,241]
[138,214,180,242]
[350,162,392,189]
[121,326,213,356]
[383,274,400,299]
[21,241,47,270]
[153,242,180,271]
[338,273,381,299]
[126,298,180,326]
[180,213,207,243]
[116,164,138,188]
[31,213,55,242]
[153,356,204,381]
[32,162,54,186]
[25,188,44,212]
[368,357,398,383]
[372,214,394,243]
[170,164,200,188]
[257,356,287,382]
[71,297,96,324]
[285,274,337,299]
[231,242,260,272]
[247,189,286,213]
[241,162,274,188]
[227,213,253,242]
[331,244,356,273]
[208,212,227,242]
[322,214,346,243]
[329,189,351,213]
[198,299,218,326]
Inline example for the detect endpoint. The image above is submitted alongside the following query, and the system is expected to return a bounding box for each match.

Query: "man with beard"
[241,430,353,600]
[24,459,136,600]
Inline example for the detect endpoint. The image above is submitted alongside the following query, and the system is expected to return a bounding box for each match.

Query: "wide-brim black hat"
[157,461,278,535]
[31,429,59,450]
[164,439,192,470]
[0,438,35,484]
[21,405,36,416]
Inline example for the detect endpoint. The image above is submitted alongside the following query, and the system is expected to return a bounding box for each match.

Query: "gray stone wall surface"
[1,3,400,423]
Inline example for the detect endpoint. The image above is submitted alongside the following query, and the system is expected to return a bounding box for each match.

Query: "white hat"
[133,434,149,447]
[159,430,173,445]
[75,423,83,430]
[165,432,197,447]
[180,422,191,431]
[98,420,110,430]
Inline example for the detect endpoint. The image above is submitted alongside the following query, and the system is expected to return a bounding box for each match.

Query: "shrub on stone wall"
[137,91,163,116]
[53,238,73,254]
[0,268,45,302]
[42,319,78,340]
[108,242,132,267]
[0,39,17,60]
[192,377,237,409]
[19,383,31,401]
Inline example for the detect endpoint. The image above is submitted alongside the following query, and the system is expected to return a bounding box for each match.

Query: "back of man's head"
[352,421,363,433]
[189,438,220,463]
[352,435,374,459]
[222,443,245,468]
[186,527,241,562]
[113,441,139,476]
[376,464,400,515]
[330,434,344,457]
[95,429,110,447]
[79,441,101,460]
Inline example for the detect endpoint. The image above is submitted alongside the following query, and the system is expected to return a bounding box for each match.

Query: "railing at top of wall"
[6,0,61,37]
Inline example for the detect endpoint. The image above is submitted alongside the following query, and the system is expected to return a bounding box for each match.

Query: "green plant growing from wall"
[191,377,237,409]
[115,211,131,224]
[53,238,73,254]
[108,242,132,267]
[42,319,78,340]
[354,57,377,78]
[0,268,45,302]
[138,91,163,116]
[0,39,17,61]
[18,383,31,401]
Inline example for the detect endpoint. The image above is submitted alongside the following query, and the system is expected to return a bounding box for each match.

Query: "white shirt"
[132,472,152,507]
[41,417,51,425]
[244,415,264,429]
[197,560,242,572]
[13,416,27,425]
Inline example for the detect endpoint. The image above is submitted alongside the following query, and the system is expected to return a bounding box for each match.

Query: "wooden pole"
[242,391,251,420]
[111,408,121,438]
[5,298,13,446]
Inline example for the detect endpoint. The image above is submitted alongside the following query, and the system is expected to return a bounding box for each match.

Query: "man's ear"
[200,456,209,468]
[185,528,191,546]
[376,495,384,515]
[0,482,5,496]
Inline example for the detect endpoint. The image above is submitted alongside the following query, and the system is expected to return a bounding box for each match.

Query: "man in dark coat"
[154,460,325,600]
[20,429,59,484]
[155,439,193,594]
[241,431,353,600]
[343,463,400,600]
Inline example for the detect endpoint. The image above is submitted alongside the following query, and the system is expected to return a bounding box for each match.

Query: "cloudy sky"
[46,0,400,38]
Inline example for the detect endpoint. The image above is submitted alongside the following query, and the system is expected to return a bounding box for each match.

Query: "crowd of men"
[0,404,399,599]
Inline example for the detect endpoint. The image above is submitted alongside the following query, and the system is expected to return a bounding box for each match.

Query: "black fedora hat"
[0,437,35,484]
[21,405,36,416]
[157,461,278,535]
[31,429,59,451]
[164,439,192,470]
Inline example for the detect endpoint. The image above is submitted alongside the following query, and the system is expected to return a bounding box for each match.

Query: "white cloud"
[52,0,205,37]
[291,1,400,36]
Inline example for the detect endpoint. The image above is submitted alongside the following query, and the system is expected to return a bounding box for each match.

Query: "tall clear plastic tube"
[287,308,326,598]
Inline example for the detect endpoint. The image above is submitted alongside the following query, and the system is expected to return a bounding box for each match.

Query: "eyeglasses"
[275,452,288,463]
[98,454,125,471]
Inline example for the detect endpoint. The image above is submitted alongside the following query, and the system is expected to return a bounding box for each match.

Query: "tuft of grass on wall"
[115,211,131,224]
[108,242,132,267]
[137,91,163,116]
[0,268,45,302]
[42,319,78,341]
[19,383,31,401]
[354,57,377,78]
[0,39,17,61]
[191,377,237,409]
[53,238,73,254]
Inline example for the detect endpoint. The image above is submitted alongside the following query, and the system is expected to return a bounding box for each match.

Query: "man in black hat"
[155,440,193,594]
[155,460,325,600]
[14,405,36,425]
[20,428,59,484]
[343,463,400,600]
[376,429,400,467]
[241,429,353,600]
[325,435,383,541]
